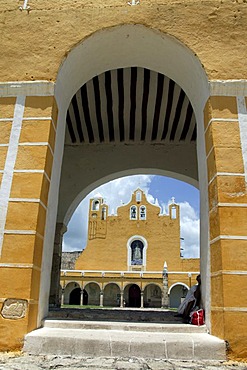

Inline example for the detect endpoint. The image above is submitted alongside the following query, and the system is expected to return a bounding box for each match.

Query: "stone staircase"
[23,308,226,360]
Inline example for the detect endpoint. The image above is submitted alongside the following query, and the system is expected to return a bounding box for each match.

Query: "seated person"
[176,274,201,323]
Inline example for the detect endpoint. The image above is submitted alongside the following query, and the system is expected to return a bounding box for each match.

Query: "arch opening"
[39,24,209,332]
[103,283,121,307]
[127,284,141,308]
[59,174,200,315]
[63,282,80,305]
[84,282,101,306]
[143,284,162,308]
[69,287,81,305]
[169,283,189,309]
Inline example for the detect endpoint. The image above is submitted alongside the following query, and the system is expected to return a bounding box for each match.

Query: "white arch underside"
[168,282,189,295]
[56,25,209,117]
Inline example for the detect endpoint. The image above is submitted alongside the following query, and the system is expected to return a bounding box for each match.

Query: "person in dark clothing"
[182,274,201,323]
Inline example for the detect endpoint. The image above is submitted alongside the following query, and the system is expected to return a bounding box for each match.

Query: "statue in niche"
[151,286,160,298]
[133,245,142,259]
[131,240,143,265]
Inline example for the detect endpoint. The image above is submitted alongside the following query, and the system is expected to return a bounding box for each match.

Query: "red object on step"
[190,309,204,326]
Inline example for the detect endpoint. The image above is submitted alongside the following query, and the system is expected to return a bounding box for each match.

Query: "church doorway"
[128,284,141,308]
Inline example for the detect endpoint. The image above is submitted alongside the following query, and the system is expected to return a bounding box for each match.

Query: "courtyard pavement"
[0,353,247,370]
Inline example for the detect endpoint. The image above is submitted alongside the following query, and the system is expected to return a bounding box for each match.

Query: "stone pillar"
[80,289,84,306]
[100,291,104,307]
[120,291,124,308]
[141,291,144,308]
[49,222,67,307]
[205,95,247,358]
[162,262,169,308]
[61,288,65,306]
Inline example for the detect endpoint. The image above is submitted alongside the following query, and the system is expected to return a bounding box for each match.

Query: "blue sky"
[62,174,200,258]
[148,176,199,214]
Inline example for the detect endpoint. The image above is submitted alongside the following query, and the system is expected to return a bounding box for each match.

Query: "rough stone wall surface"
[1,353,247,369]
[0,0,246,82]
[61,252,81,270]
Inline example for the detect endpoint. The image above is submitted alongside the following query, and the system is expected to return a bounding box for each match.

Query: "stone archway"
[38,24,210,331]
[0,3,246,357]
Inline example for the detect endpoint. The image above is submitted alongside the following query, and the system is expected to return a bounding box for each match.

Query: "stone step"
[24,326,226,360]
[48,307,185,323]
[43,318,207,333]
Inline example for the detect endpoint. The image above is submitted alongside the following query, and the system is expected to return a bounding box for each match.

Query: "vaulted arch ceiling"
[65,67,196,145]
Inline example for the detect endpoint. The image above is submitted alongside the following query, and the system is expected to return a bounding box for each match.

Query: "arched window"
[171,206,177,219]
[139,205,146,220]
[101,207,107,220]
[92,200,100,211]
[130,205,137,220]
[136,191,142,203]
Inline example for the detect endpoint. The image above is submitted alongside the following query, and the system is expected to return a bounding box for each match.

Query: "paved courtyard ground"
[0,353,247,370]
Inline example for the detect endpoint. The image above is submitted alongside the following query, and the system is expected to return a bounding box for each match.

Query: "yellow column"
[0,95,57,351]
[205,96,247,359]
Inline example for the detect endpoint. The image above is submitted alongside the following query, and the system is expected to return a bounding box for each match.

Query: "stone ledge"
[23,327,226,360]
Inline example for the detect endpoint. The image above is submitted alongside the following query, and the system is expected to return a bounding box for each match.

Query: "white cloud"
[62,202,88,252]
[179,201,200,258]
[63,176,200,259]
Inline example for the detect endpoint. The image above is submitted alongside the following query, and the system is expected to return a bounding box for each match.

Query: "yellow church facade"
[60,189,200,309]
[0,0,246,360]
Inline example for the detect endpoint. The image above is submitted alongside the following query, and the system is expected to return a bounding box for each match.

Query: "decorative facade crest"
[128,0,140,5]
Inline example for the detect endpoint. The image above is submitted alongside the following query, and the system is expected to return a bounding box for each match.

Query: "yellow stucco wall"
[205,96,247,360]
[0,0,247,82]
[75,190,187,272]
[0,96,57,351]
